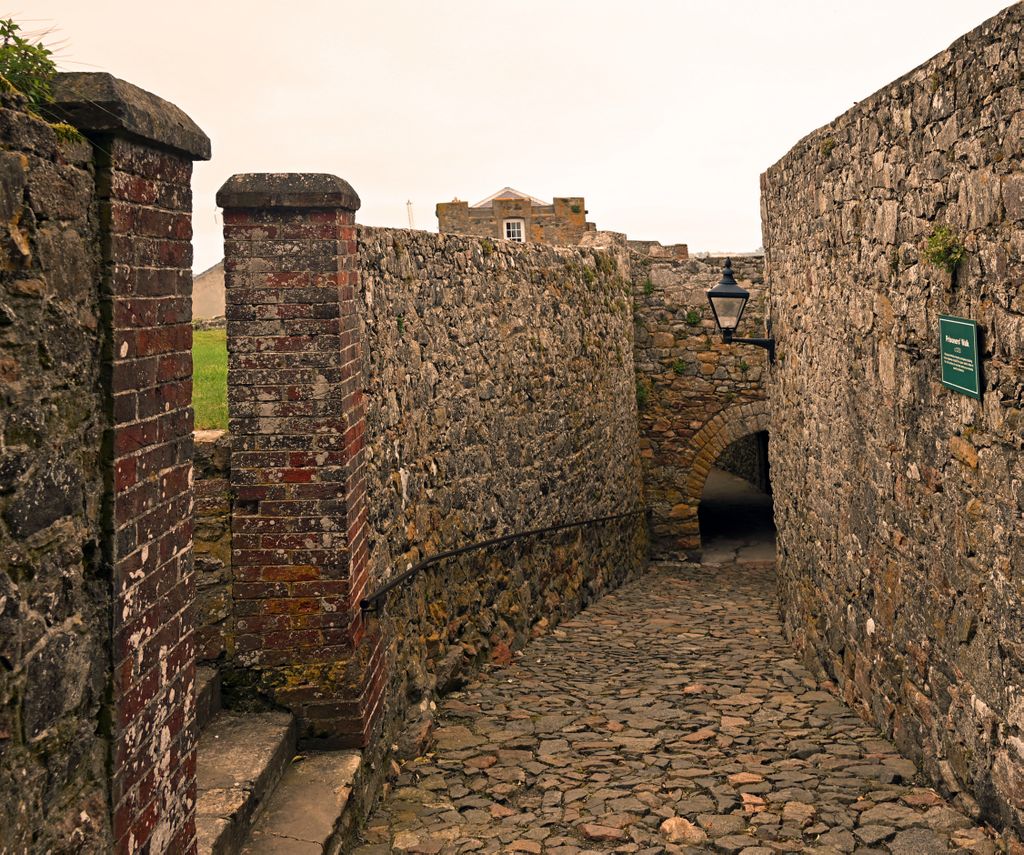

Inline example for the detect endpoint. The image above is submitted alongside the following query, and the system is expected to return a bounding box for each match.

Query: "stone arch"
[655,399,771,557]
[685,400,771,509]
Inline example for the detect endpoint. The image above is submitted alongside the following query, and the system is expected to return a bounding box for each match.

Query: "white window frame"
[503,219,525,242]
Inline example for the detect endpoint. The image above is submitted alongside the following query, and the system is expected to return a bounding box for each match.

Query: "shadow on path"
[699,467,776,565]
[353,562,995,854]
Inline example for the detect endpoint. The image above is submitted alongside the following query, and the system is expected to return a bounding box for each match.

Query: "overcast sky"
[23,0,1012,271]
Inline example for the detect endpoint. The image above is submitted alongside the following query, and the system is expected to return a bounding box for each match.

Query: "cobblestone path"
[353,562,996,854]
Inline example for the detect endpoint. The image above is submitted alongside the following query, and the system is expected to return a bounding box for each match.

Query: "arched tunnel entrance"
[698,430,776,563]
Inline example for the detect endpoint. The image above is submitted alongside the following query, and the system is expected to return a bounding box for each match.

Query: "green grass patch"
[193,328,227,430]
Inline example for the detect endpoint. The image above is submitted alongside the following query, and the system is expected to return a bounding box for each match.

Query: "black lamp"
[706,258,775,364]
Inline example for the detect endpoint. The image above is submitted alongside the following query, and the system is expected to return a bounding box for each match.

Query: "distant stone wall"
[0,92,110,853]
[631,252,768,556]
[358,227,647,751]
[763,3,1024,832]
[716,432,770,493]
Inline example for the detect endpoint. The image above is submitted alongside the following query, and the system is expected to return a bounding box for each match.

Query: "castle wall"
[357,226,647,752]
[763,3,1024,830]
[631,252,768,556]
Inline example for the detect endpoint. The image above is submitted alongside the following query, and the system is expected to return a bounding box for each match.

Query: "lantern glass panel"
[709,293,747,332]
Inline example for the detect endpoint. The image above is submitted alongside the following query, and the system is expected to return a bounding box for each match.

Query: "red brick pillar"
[217,174,382,747]
[51,73,210,854]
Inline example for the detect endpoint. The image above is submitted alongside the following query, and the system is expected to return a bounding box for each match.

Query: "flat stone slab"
[197,710,296,855]
[241,751,362,854]
[352,561,1001,854]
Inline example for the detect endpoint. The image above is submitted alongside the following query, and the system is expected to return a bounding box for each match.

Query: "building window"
[503,219,525,242]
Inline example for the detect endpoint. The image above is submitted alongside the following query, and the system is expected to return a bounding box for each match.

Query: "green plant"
[738,359,749,373]
[819,137,837,157]
[396,313,405,336]
[570,203,582,214]
[642,278,654,296]
[50,121,83,144]
[922,225,965,275]
[672,359,686,375]
[636,379,650,409]
[0,19,56,113]
[481,238,494,256]
[685,309,701,326]
[582,267,596,285]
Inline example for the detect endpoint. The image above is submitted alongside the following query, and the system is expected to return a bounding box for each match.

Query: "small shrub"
[0,19,58,113]
[571,203,582,214]
[481,238,494,256]
[582,267,596,285]
[642,278,654,296]
[396,313,405,336]
[738,359,749,373]
[50,121,83,144]
[636,379,650,409]
[922,225,965,275]
[819,137,837,157]
[671,359,686,375]
[685,309,701,326]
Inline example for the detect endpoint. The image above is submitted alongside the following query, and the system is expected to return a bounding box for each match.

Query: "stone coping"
[216,173,361,211]
[46,72,210,160]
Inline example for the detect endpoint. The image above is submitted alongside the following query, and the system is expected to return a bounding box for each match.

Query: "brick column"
[51,73,210,854]
[217,174,383,746]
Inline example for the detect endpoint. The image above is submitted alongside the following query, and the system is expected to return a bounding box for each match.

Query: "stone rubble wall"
[357,226,647,752]
[0,92,111,853]
[762,3,1024,832]
[716,432,770,493]
[631,252,768,556]
[194,430,231,662]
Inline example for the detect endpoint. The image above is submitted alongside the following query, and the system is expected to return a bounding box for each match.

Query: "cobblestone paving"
[353,562,997,854]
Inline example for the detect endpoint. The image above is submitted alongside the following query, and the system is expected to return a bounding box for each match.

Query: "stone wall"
[0,91,110,853]
[631,252,768,556]
[763,3,1024,832]
[1,73,209,854]
[716,431,770,493]
[357,226,647,751]
[194,430,231,662]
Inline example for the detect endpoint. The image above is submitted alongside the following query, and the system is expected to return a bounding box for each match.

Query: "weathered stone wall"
[631,252,769,556]
[763,3,1024,832]
[194,430,231,662]
[1,72,209,854]
[716,431,770,493]
[0,92,111,853]
[357,227,647,751]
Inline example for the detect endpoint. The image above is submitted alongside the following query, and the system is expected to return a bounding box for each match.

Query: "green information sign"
[939,315,980,399]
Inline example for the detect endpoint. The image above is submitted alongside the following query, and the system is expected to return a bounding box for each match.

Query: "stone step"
[195,665,221,732]
[240,751,363,854]
[196,710,297,855]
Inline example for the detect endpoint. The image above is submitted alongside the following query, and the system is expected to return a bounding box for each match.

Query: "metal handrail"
[359,506,648,613]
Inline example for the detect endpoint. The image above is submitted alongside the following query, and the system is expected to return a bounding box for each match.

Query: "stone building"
[436,186,597,244]
[192,260,224,320]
